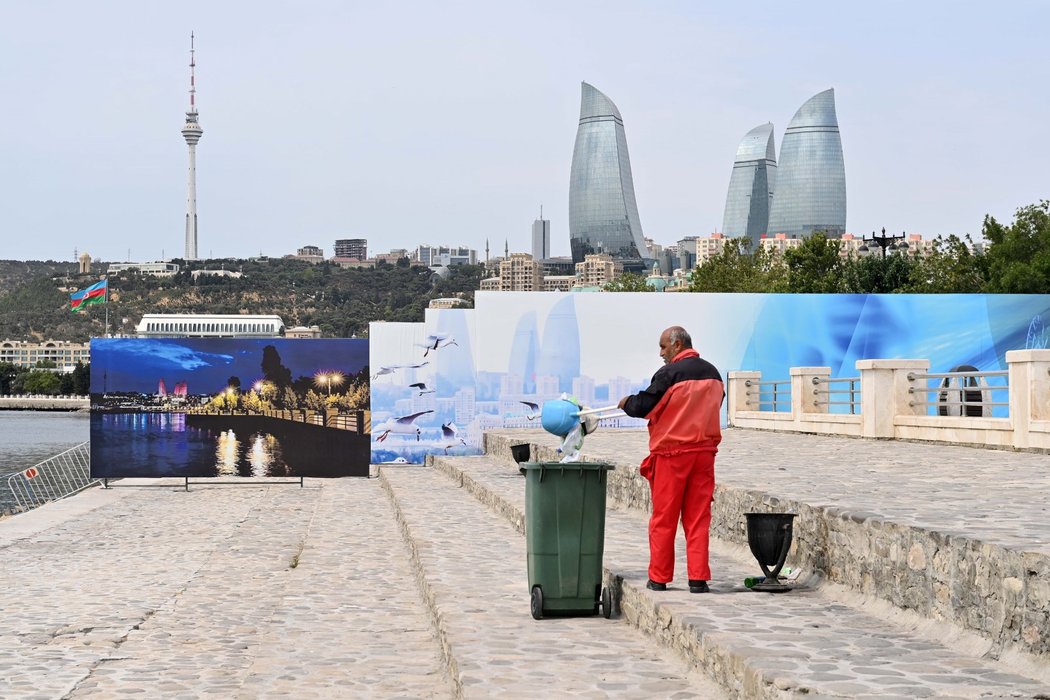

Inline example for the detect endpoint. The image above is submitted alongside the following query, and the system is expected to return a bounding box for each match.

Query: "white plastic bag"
[557,422,585,463]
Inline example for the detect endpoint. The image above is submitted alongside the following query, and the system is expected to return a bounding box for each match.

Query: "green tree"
[0,362,19,394]
[841,252,916,293]
[981,201,1050,293]
[22,370,61,395]
[783,233,846,293]
[59,372,75,394]
[603,273,654,292]
[431,263,486,306]
[688,238,787,292]
[72,362,90,394]
[902,235,986,293]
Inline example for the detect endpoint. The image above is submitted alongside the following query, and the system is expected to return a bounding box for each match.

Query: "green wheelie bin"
[519,460,615,620]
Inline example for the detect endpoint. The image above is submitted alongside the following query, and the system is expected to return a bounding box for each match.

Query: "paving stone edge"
[378,468,462,699]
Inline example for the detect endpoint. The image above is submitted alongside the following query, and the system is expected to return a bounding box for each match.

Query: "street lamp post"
[858,227,909,258]
[314,372,343,397]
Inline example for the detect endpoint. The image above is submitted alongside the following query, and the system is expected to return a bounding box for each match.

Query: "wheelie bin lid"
[519,461,614,474]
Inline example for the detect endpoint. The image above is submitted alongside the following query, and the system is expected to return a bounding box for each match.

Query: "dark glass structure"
[721,123,777,246]
[766,88,846,239]
[568,82,648,271]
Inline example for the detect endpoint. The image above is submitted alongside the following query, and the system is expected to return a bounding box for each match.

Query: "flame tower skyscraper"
[181,33,202,261]
[568,82,648,272]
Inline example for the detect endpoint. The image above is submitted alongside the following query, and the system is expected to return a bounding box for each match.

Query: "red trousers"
[644,450,715,583]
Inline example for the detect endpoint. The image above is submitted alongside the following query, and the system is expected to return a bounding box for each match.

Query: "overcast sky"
[3,1,1047,263]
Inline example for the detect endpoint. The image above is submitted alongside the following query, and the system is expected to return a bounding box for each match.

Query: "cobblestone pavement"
[434,452,1050,697]
[496,428,1050,554]
[381,467,725,698]
[0,479,448,699]
[3,424,1050,698]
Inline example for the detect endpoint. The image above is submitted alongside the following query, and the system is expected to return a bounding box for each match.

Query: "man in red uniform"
[618,326,724,593]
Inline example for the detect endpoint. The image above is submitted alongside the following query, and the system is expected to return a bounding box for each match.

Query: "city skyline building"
[333,238,368,260]
[568,82,649,272]
[531,213,550,261]
[721,123,777,246]
[766,88,847,239]
[415,245,477,267]
[181,33,202,261]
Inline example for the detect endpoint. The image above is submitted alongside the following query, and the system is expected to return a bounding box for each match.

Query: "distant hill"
[0,258,485,342]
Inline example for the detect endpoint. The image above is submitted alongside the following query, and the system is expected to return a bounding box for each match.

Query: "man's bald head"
[659,326,692,364]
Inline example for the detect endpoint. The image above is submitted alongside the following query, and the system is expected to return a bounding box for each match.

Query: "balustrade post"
[856,359,929,438]
[791,367,831,416]
[1006,349,1050,449]
[726,370,760,425]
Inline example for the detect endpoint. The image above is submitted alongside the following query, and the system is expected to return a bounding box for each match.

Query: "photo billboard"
[90,338,370,478]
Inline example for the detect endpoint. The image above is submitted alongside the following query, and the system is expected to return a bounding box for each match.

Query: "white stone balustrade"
[728,350,1050,450]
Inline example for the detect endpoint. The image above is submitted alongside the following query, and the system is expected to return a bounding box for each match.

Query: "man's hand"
[617,396,629,410]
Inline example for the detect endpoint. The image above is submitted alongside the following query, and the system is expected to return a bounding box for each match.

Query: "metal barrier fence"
[5,442,96,514]
[813,375,861,414]
[907,369,1009,416]
[744,379,791,412]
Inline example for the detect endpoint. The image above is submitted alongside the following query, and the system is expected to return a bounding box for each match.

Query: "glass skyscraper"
[721,123,777,246]
[568,82,648,271]
[766,88,846,239]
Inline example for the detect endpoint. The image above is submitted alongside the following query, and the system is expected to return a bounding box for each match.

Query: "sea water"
[0,411,89,475]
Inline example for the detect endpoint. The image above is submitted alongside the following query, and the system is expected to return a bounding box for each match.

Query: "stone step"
[429,453,1050,698]
[380,465,725,698]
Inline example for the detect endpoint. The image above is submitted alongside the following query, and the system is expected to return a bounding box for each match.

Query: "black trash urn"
[745,512,797,591]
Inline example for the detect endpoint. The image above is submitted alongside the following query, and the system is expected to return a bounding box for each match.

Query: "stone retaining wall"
[0,397,88,410]
[485,432,1050,663]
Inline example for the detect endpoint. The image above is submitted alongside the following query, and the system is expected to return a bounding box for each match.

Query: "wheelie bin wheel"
[530,586,544,620]
[601,587,612,619]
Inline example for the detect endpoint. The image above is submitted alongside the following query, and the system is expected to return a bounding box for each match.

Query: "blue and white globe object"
[541,398,581,437]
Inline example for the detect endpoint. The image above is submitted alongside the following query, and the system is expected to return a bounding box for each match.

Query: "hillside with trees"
[0,258,486,342]
[3,201,1049,342]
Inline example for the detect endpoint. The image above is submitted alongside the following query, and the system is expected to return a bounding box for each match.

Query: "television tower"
[181,32,202,261]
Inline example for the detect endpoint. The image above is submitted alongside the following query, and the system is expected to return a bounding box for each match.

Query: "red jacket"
[622,348,724,456]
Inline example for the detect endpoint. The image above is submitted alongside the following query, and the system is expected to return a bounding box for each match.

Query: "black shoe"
[646,579,667,591]
[689,580,709,593]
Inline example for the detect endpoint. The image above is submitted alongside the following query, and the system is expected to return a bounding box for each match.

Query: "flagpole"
[104,278,110,337]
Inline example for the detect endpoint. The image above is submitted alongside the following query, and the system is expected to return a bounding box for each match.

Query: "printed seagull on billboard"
[371,361,430,380]
[417,333,458,357]
[441,421,467,454]
[374,410,434,442]
[520,400,541,420]
[409,382,435,395]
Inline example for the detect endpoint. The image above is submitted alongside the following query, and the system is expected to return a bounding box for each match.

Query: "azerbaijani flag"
[70,279,108,312]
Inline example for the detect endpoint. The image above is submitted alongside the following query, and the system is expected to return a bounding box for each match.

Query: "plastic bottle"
[743,576,765,588]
